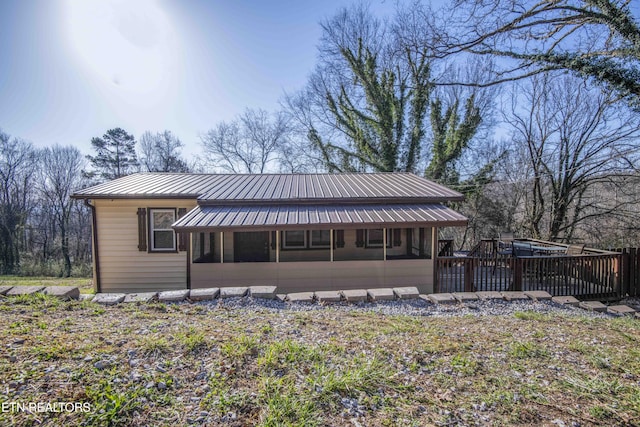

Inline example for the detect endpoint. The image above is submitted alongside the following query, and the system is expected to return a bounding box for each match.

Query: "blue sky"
[0,0,395,157]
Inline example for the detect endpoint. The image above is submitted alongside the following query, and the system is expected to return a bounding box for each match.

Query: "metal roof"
[72,172,464,203]
[172,203,468,231]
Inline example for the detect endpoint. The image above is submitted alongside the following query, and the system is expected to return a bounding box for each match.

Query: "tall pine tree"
[86,128,139,181]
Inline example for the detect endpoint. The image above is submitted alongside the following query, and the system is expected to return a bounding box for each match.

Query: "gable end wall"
[94,199,197,293]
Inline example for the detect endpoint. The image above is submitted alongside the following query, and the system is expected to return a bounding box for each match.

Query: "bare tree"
[286,4,432,173]
[139,130,190,173]
[437,0,640,106]
[38,145,86,277]
[201,108,289,173]
[0,131,37,274]
[504,73,640,242]
[285,3,496,184]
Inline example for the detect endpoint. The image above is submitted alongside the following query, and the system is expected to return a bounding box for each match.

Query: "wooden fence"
[436,251,622,300]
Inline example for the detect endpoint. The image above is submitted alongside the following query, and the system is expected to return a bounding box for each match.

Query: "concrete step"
[426,293,456,304]
[249,286,277,299]
[158,289,190,302]
[43,286,80,300]
[476,291,503,300]
[607,305,636,316]
[6,286,45,296]
[551,296,580,307]
[219,287,248,298]
[524,291,553,301]
[341,289,367,303]
[393,287,419,299]
[189,288,220,301]
[123,292,158,303]
[579,301,607,312]
[452,292,479,302]
[315,290,342,303]
[367,288,395,301]
[501,292,530,301]
[287,292,314,303]
[92,293,126,305]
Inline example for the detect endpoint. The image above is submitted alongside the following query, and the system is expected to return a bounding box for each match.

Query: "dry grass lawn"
[1,293,639,426]
[0,276,94,294]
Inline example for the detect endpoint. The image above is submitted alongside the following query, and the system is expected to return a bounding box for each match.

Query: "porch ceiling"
[172,203,468,232]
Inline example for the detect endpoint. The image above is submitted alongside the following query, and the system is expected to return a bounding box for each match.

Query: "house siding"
[190,260,434,293]
[94,199,196,293]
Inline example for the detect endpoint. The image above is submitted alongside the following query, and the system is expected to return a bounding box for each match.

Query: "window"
[150,209,176,251]
[366,229,391,248]
[192,232,215,263]
[282,230,306,249]
[410,227,431,259]
[310,230,331,248]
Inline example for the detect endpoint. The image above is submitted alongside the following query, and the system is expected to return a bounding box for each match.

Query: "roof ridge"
[131,171,413,177]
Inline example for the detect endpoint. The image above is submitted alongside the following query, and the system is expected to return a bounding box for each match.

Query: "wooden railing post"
[631,248,638,298]
[434,258,440,293]
[513,258,523,291]
[464,258,474,292]
[620,250,628,297]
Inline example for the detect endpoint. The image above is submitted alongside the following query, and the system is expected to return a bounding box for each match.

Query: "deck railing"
[616,247,640,297]
[436,250,622,300]
[437,239,454,257]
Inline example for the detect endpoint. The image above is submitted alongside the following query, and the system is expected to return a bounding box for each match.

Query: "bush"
[18,253,91,277]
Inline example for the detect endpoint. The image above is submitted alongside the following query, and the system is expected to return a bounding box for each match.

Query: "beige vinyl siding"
[94,199,197,293]
[190,259,433,293]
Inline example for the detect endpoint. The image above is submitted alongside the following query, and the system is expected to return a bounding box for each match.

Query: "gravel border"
[202,296,620,319]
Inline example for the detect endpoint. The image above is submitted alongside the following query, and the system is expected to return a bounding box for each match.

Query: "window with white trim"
[282,230,306,249]
[309,230,331,248]
[150,209,176,251]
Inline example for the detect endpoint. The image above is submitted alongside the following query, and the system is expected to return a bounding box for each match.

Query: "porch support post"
[276,230,280,263]
[220,231,224,264]
[432,227,438,292]
[431,227,438,259]
[186,232,191,289]
[383,227,387,261]
[330,229,334,262]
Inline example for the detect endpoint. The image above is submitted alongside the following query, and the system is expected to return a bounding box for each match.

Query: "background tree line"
[2,0,639,277]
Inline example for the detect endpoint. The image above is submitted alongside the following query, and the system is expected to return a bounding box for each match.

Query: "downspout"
[84,199,101,293]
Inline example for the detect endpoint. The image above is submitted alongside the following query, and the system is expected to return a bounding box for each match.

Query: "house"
[71,173,467,294]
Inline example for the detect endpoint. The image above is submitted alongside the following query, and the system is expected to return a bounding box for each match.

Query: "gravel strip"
[204,296,615,319]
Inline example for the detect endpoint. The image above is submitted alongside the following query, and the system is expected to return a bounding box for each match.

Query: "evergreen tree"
[86,128,139,180]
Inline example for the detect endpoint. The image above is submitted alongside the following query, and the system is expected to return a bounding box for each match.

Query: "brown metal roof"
[71,172,464,203]
[172,204,468,231]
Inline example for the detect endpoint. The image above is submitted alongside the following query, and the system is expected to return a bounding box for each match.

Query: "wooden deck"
[436,242,622,300]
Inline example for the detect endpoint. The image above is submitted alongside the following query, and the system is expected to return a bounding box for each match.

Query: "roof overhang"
[172,203,468,232]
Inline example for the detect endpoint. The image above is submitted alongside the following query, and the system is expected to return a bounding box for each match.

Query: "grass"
[0,275,94,294]
[1,296,640,426]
